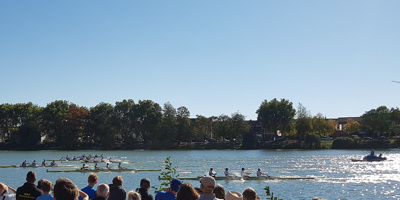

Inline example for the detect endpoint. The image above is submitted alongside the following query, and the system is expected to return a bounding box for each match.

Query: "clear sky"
[1,1,399,120]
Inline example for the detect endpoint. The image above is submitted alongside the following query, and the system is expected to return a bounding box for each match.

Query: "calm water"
[1,149,399,200]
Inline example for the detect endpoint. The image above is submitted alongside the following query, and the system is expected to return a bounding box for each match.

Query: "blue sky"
[1,1,399,120]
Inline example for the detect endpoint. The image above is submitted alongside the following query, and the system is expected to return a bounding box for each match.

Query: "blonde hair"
[127,191,141,200]
[0,183,8,195]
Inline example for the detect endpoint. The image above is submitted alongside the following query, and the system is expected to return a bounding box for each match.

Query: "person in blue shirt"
[36,180,53,200]
[155,178,182,200]
[79,173,98,200]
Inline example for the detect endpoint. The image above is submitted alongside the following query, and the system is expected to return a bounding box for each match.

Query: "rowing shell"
[159,176,315,180]
[46,168,161,173]
[0,165,74,168]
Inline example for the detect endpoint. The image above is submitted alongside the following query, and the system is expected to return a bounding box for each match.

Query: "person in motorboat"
[256,168,267,177]
[370,149,375,156]
[209,168,216,177]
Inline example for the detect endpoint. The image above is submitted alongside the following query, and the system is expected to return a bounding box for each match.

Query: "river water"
[0,149,399,200]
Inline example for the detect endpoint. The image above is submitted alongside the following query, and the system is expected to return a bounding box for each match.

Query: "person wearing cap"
[155,178,182,200]
[198,176,222,200]
[16,171,43,200]
[0,182,17,200]
[135,178,154,200]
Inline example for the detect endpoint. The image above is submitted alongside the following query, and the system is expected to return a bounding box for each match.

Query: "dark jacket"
[108,184,126,200]
[136,188,154,200]
[16,182,43,200]
[92,197,106,200]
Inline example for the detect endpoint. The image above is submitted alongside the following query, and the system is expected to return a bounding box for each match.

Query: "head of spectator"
[127,191,141,200]
[199,176,216,194]
[37,179,45,190]
[26,171,37,184]
[96,184,109,199]
[40,180,52,194]
[54,178,79,200]
[0,182,9,195]
[213,184,225,199]
[139,178,150,190]
[112,176,123,186]
[88,173,98,187]
[169,178,182,195]
[226,191,243,200]
[176,183,200,200]
[242,188,258,200]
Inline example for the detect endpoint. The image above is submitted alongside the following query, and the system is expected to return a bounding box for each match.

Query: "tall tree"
[176,106,192,140]
[42,100,75,145]
[230,112,250,140]
[295,103,312,139]
[256,98,295,134]
[134,100,162,143]
[156,102,178,142]
[85,103,115,148]
[343,118,361,135]
[193,115,212,139]
[114,99,136,144]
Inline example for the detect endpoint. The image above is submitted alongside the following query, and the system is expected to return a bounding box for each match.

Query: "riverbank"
[1,137,398,150]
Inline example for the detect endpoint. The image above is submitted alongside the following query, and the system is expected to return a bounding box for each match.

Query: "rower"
[224,168,232,177]
[32,160,37,166]
[50,160,56,166]
[81,164,88,170]
[22,160,27,167]
[241,168,250,177]
[95,163,102,170]
[209,168,216,177]
[41,159,47,167]
[256,168,267,177]
[106,163,111,170]
[118,162,126,169]
[66,155,70,160]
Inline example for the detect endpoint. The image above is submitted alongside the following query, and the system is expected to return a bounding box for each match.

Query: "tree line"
[0,98,399,149]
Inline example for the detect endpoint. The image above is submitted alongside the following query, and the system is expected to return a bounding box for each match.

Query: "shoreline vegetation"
[1,99,400,150]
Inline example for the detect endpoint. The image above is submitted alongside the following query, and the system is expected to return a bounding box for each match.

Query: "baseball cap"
[170,178,182,192]
[200,176,216,190]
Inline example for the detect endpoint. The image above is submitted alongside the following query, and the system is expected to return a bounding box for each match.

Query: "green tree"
[134,100,162,143]
[156,102,178,142]
[85,103,115,149]
[256,98,295,134]
[114,99,136,144]
[230,112,250,140]
[213,114,231,140]
[295,103,312,139]
[361,106,392,137]
[42,100,76,145]
[311,113,330,137]
[176,106,192,140]
[193,115,213,139]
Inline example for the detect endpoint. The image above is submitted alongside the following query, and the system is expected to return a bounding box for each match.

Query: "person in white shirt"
[208,168,216,177]
[0,182,16,200]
